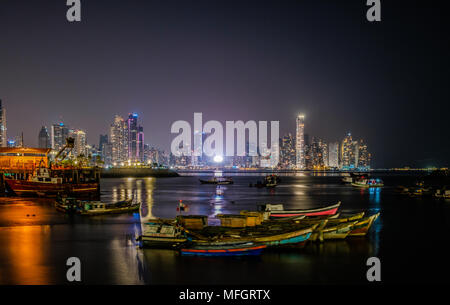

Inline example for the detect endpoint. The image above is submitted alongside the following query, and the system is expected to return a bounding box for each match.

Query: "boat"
[351,178,384,188]
[348,213,380,236]
[435,189,450,199]
[139,220,188,249]
[55,196,140,215]
[259,202,341,218]
[342,172,366,184]
[199,177,234,185]
[180,241,266,256]
[250,174,279,188]
[6,167,99,197]
[249,224,317,247]
[310,221,357,242]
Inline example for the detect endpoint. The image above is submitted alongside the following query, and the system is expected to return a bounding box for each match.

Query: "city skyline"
[1,1,449,168]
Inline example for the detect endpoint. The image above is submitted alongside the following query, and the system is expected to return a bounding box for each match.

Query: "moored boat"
[351,178,384,188]
[6,167,99,197]
[348,213,380,236]
[139,220,188,249]
[180,241,266,256]
[199,177,234,185]
[260,202,341,218]
[55,196,140,215]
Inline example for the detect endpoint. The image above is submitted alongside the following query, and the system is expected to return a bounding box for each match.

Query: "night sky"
[0,0,449,168]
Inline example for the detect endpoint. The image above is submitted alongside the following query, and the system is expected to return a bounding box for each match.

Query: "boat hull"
[269,203,341,218]
[181,242,266,256]
[348,213,380,236]
[141,237,187,249]
[6,179,99,197]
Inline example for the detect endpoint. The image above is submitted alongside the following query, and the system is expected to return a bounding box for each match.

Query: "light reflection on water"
[0,174,405,284]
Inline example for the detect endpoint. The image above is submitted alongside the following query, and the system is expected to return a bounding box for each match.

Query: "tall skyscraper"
[280,134,296,168]
[99,134,108,153]
[73,130,87,156]
[295,114,305,169]
[340,133,354,169]
[38,126,51,148]
[0,99,6,147]
[127,113,145,163]
[357,139,371,169]
[328,142,339,168]
[51,122,70,151]
[110,115,128,164]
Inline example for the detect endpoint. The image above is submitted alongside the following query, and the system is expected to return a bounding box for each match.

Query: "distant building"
[38,126,51,149]
[101,142,113,166]
[51,122,70,151]
[73,130,87,156]
[357,139,371,169]
[0,99,6,147]
[295,114,305,169]
[340,133,355,169]
[328,142,339,168]
[279,135,293,168]
[99,134,108,153]
[110,115,128,164]
[127,113,145,163]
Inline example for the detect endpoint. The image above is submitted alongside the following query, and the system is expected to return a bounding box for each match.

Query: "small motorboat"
[250,174,279,188]
[199,177,234,185]
[435,189,450,199]
[259,202,341,218]
[180,241,266,256]
[351,178,384,188]
[55,196,141,215]
[341,172,366,184]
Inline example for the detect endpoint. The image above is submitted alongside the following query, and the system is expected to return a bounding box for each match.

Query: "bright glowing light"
[213,155,223,163]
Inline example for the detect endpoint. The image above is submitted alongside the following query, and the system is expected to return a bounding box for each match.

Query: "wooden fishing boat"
[55,197,140,215]
[348,213,380,236]
[260,202,341,218]
[199,177,234,185]
[180,241,266,256]
[310,221,357,242]
[249,224,317,247]
[139,220,188,249]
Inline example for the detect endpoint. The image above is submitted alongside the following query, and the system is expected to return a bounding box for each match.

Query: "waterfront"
[0,173,449,285]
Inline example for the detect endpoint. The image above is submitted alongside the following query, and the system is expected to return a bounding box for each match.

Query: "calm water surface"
[0,173,449,284]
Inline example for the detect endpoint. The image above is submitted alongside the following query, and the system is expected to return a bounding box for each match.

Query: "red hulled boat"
[5,167,99,197]
[260,202,341,218]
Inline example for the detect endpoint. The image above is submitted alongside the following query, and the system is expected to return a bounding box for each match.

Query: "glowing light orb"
[213,155,223,163]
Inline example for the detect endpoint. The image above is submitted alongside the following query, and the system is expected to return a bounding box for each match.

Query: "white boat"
[351,178,384,188]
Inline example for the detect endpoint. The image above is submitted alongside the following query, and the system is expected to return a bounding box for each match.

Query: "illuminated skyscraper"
[296,114,305,169]
[73,130,87,157]
[110,115,128,164]
[38,126,51,149]
[127,113,145,163]
[280,134,296,168]
[51,122,70,151]
[357,139,371,169]
[0,100,6,147]
[328,142,339,168]
[340,133,354,169]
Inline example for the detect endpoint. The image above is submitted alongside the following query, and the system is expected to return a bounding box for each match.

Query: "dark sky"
[0,0,449,168]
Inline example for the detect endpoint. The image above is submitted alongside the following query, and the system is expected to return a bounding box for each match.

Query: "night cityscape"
[0,0,449,299]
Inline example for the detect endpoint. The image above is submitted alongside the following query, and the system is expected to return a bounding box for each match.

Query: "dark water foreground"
[0,174,449,285]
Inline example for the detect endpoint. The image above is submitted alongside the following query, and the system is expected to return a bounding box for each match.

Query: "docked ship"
[6,167,99,197]
[1,139,100,198]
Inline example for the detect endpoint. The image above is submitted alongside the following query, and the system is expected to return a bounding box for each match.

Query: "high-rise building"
[279,134,296,169]
[73,130,87,156]
[51,122,70,151]
[99,134,108,153]
[38,126,51,149]
[295,114,305,169]
[0,99,7,147]
[357,139,371,169]
[328,142,339,168]
[110,115,128,164]
[127,113,145,163]
[340,133,355,169]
